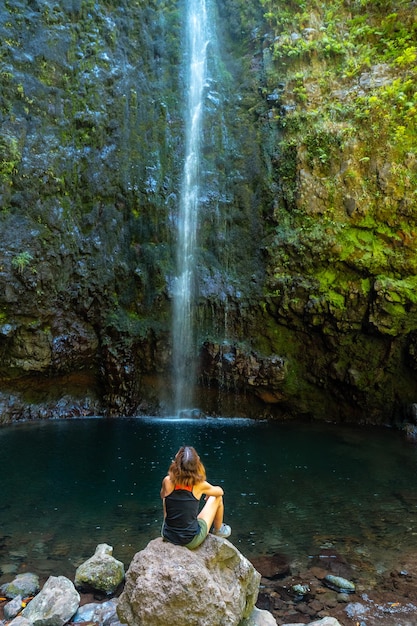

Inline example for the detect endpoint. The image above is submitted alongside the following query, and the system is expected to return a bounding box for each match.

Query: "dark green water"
[1,417,417,585]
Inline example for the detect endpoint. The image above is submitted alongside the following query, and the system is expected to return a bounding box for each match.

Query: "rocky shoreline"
[253,548,417,626]
[2,542,417,626]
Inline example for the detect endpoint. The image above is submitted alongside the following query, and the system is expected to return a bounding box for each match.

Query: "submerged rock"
[282,617,342,626]
[250,553,291,580]
[292,583,310,596]
[324,574,355,593]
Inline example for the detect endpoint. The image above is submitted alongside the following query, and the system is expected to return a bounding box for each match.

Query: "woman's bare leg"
[197,495,224,531]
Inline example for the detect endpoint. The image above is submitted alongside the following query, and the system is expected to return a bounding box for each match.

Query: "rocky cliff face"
[255,0,417,423]
[0,0,416,425]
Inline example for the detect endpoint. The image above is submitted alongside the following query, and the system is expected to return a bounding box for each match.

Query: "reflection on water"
[1,417,417,584]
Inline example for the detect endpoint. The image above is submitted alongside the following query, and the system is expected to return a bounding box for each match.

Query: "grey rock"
[117,535,261,626]
[324,574,355,593]
[8,618,32,626]
[74,543,125,594]
[302,28,318,40]
[1,573,40,599]
[345,602,370,619]
[240,607,277,625]
[21,576,80,626]
[72,599,122,626]
[4,596,23,620]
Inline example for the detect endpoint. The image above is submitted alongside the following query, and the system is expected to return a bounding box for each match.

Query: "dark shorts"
[161,518,208,550]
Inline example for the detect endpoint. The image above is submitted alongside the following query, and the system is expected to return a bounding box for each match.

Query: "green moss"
[375,275,417,305]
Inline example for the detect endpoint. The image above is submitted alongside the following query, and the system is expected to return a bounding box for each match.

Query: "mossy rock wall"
[0,0,267,420]
[0,0,416,424]
[252,0,417,423]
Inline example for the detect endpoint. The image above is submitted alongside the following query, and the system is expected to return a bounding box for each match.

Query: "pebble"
[324,574,355,593]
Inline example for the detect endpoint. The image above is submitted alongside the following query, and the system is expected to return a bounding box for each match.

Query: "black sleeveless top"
[163,486,200,545]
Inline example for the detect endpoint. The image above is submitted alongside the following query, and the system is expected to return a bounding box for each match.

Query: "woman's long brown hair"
[168,446,206,487]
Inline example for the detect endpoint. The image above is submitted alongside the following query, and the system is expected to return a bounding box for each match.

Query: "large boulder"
[117,535,261,626]
[21,576,79,626]
[74,543,125,594]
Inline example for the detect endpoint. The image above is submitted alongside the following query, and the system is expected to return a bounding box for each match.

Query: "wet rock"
[72,599,122,626]
[345,601,369,620]
[0,391,101,424]
[291,583,310,597]
[1,573,40,599]
[324,575,355,593]
[251,553,291,580]
[4,595,23,620]
[200,341,287,404]
[74,544,125,595]
[240,607,277,625]
[358,63,392,89]
[21,576,80,626]
[309,548,354,580]
[403,423,417,441]
[302,28,318,40]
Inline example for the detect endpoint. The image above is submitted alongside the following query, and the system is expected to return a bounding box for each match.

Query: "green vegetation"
[12,251,33,274]
[260,0,417,151]
[259,0,417,336]
[0,132,21,182]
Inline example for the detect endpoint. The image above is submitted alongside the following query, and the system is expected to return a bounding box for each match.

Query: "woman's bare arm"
[160,475,174,498]
[194,480,224,499]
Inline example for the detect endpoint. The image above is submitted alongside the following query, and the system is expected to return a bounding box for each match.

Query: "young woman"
[160,445,231,549]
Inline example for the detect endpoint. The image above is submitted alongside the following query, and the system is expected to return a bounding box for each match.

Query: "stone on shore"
[0,573,40,599]
[21,575,80,626]
[4,595,23,620]
[282,617,342,626]
[241,607,278,625]
[117,535,261,626]
[74,543,125,594]
[72,599,122,626]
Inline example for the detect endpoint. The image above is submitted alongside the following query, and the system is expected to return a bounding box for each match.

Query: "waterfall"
[172,0,209,415]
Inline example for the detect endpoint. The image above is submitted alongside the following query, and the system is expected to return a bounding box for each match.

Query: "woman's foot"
[212,523,231,538]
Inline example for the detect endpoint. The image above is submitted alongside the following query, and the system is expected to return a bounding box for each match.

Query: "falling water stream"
[172,0,209,414]
[4,5,417,623]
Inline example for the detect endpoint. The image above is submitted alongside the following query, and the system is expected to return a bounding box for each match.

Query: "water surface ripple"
[1,417,417,583]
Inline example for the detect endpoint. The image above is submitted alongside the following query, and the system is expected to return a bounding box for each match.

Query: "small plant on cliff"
[12,251,33,274]
[0,133,21,182]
